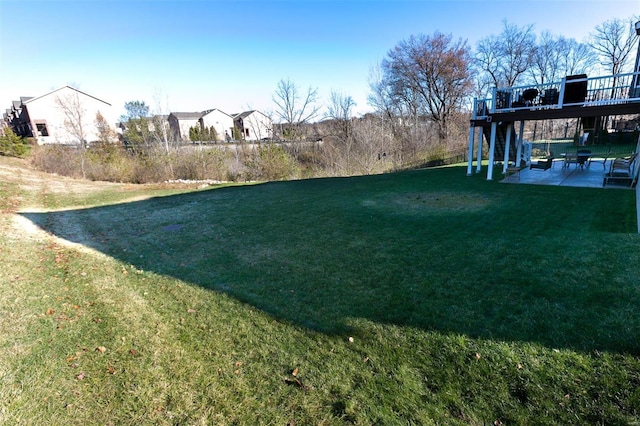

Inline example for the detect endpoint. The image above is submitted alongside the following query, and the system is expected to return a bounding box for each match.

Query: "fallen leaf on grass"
[292,367,299,377]
[96,346,107,354]
[45,308,55,315]
[76,373,85,380]
[129,349,138,356]
[106,366,117,375]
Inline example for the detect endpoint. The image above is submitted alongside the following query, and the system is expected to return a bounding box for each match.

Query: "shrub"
[173,146,232,181]
[31,145,83,177]
[256,144,298,181]
[84,142,137,182]
[0,128,31,158]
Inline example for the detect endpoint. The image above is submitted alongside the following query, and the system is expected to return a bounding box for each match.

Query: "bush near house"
[0,128,31,158]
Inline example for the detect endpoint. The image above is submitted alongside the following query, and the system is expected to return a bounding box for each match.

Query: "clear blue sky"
[1,0,638,119]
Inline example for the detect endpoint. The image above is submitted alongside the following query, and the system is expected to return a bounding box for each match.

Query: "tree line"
[21,15,640,182]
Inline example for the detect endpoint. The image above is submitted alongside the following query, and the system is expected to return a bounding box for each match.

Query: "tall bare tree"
[56,91,88,146]
[381,32,473,146]
[272,78,320,140]
[530,32,564,85]
[326,90,357,174]
[590,17,640,76]
[56,91,89,177]
[561,38,598,76]
[475,20,536,89]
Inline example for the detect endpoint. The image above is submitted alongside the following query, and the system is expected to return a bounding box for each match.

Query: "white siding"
[24,86,116,145]
[201,109,234,142]
[241,111,272,141]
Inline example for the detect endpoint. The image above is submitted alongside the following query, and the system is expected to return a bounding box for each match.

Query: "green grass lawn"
[2,158,640,424]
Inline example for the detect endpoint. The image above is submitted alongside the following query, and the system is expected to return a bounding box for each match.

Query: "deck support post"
[502,122,513,174]
[487,121,497,180]
[467,123,475,176]
[515,120,525,167]
[476,125,483,173]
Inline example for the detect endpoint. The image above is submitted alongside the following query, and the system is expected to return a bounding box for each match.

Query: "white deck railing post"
[557,77,566,109]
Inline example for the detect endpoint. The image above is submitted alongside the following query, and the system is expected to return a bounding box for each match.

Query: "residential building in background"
[2,86,117,145]
[233,110,272,141]
[201,109,234,141]
[168,112,203,142]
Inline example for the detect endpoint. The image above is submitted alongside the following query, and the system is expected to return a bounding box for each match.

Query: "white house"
[234,110,272,141]
[4,86,117,145]
[200,109,234,142]
[168,112,203,142]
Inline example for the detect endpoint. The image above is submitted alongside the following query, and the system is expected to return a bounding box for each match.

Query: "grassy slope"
[1,157,640,424]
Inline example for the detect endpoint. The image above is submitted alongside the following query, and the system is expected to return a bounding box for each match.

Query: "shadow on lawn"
[20,169,640,355]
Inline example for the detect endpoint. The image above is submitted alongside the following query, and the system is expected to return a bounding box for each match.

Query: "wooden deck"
[471,72,640,125]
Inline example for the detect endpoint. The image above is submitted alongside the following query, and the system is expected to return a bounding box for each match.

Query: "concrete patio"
[500,159,633,189]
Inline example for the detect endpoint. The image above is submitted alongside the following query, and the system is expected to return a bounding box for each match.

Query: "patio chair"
[529,156,554,171]
[587,149,612,170]
[603,153,638,187]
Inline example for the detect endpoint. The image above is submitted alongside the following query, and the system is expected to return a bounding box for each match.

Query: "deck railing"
[472,71,640,119]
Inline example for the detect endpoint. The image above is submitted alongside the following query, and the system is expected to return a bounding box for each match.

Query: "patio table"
[561,152,591,169]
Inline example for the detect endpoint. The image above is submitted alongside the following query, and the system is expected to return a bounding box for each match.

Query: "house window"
[36,122,49,137]
[245,128,250,137]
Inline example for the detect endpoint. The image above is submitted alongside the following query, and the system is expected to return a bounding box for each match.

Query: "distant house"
[168,112,202,142]
[169,109,236,142]
[3,86,117,145]
[233,110,272,141]
[200,109,234,142]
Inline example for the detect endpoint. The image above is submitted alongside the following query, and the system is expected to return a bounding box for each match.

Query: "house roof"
[201,108,232,118]
[170,112,203,120]
[234,110,254,119]
[234,110,270,120]
[23,86,112,106]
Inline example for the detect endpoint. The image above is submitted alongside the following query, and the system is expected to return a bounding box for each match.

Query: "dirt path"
[1,157,131,252]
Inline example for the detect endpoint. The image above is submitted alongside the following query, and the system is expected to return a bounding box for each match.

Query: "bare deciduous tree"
[590,16,640,76]
[475,20,536,88]
[56,91,87,146]
[326,90,357,174]
[381,32,473,147]
[272,78,320,140]
[56,91,88,177]
[561,38,598,76]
